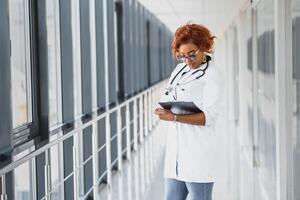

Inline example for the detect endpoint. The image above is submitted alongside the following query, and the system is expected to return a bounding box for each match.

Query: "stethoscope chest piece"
[165,85,175,95]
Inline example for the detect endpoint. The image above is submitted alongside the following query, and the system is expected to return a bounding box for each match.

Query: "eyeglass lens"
[177,50,198,61]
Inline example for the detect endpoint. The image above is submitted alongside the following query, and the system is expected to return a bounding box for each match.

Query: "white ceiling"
[138,0,248,37]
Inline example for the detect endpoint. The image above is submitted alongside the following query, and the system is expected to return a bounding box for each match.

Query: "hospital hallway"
[1,0,300,199]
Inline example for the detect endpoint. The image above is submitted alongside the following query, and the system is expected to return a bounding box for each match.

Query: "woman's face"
[177,43,205,69]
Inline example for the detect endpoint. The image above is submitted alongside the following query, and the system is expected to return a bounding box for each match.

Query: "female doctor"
[154,23,223,200]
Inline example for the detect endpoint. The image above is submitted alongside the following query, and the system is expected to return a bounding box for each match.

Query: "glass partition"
[292,0,300,199]
[256,0,276,199]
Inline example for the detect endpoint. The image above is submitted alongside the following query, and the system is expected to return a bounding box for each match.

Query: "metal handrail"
[0,81,165,176]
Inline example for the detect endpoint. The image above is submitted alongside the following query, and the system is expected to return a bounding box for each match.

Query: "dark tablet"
[158,101,203,113]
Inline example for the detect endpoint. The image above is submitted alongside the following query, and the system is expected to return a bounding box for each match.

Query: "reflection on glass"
[240,6,253,160]
[233,27,240,124]
[50,143,63,199]
[9,0,32,128]
[14,161,33,200]
[245,7,254,159]
[256,0,276,199]
[46,0,61,127]
[292,0,300,199]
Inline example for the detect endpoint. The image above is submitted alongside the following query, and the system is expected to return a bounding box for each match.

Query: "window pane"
[46,0,61,127]
[14,160,34,200]
[256,0,276,199]
[292,0,300,199]
[107,0,117,105]
[233,27,239,123]
[244,7,253,154]
[239,7,254,200]
[50,142,63,199]
[240,6,253,161]
[9,0,32,128]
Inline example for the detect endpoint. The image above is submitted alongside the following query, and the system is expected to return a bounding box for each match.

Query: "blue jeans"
[165,178,214,200]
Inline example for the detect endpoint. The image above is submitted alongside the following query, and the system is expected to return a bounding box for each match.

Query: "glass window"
[240,5,253,162]
[95,0,106,109]
[13,149,35,200]
[46,0,62,127]
[50,142,63,199]
[14,161,34,199]
[292,0,300,199]
[238,8,255,198]
[72,0,82,118]
[9,0,32,128]
[233,27,240,124]
[107,0,117,105]
[256,0,276,199]
[115,1,125,102]
[245,7,254,154]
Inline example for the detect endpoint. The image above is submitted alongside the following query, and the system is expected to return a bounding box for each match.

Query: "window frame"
[0,0,13,166]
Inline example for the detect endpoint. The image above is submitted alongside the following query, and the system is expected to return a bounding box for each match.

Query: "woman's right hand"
[154,108,174,121]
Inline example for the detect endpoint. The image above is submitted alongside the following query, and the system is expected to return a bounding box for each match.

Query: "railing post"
[149,88,154,131]
[139,95,144,143]
[44,150,51,200]
[72,145,78,200]
[117,107,123,171]
[105,114,112,195]
[144,92,149,137]
[149,89,153,131]
[92,121,99,199]
[126,103,131,160]
[1,175,7,200]
[133,98,138,151]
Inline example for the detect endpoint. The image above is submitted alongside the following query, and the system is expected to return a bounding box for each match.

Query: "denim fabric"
[165,178,214,200]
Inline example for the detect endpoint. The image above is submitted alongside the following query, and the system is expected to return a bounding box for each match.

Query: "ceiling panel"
[138,0,248,36]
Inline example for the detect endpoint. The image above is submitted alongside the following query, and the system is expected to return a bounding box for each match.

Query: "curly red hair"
[171,23,216,57]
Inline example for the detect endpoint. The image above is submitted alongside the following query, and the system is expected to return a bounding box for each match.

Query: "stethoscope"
[165,55,211,97]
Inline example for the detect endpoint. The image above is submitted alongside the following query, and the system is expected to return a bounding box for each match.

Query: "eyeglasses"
[176,50,200,62]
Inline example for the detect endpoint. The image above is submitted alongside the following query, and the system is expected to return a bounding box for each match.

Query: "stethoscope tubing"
[169,60,210,87]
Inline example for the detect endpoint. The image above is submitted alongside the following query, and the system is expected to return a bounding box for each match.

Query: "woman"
[154,23,223,200]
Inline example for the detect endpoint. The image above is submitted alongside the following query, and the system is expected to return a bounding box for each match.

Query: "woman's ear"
[202,54,207,63]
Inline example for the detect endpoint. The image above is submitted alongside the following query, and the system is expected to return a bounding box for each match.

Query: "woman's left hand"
[154,108,174,121]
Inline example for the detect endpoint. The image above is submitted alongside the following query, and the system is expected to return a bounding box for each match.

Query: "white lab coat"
[160,61,223,183]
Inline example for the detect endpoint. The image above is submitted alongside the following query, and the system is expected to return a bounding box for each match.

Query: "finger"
[155,108,163,113]
[159,109,167,114]
[154,108,161,113]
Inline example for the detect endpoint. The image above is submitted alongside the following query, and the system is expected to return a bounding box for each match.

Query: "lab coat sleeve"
[201,71,223,127]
